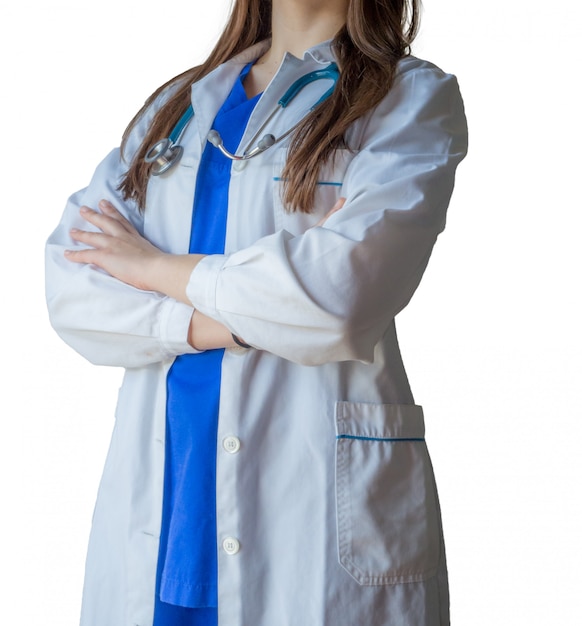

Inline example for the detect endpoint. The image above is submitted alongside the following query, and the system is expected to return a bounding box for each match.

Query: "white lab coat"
[45,40,468,626]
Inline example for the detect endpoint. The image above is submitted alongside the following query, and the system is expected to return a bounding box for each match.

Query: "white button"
[232,159,247,171]
[222,536,240,555]
[222,436,241,454]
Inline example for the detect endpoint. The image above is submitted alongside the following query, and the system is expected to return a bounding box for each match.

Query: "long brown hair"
[119,0,420,212]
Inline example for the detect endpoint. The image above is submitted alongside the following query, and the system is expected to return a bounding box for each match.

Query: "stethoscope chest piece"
[145,138,184,176]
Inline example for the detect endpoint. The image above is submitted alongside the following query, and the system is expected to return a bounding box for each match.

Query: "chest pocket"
[272,148,356,235]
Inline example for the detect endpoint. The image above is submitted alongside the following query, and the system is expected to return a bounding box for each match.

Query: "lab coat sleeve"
[186,64,468,366]
[45,96,199,368]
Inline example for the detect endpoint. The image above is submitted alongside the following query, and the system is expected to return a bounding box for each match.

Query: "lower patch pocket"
[335,402,440,585]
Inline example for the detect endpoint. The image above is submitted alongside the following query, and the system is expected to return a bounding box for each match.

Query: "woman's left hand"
[65,195,347,302]
[65,200,204,303]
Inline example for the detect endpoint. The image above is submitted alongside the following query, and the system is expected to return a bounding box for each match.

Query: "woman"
[45,0,468,624]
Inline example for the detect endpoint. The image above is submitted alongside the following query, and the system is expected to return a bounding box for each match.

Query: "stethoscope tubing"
[145,63,339,175]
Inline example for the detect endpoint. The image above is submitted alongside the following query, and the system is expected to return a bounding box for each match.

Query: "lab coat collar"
[188,39,336,151]
[302,38,335,64]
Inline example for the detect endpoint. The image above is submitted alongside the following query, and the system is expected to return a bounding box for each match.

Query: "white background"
[1,0,581,624]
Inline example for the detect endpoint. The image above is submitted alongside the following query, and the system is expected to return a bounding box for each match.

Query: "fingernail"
[70,228,79,233]
[80,206,90,213]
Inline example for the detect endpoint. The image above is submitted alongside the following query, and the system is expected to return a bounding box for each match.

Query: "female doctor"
[45,0,468,624]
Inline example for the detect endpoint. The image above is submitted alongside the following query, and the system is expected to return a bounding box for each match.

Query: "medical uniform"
[155,63,260,626]
[46,39,468,626]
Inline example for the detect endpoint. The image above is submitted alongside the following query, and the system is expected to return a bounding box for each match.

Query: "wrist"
[145,252,173,294]
[189,310,238,350]
[147,253,205,304]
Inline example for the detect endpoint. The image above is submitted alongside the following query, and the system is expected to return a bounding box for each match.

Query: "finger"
[315,197,347,227]
[327,196,346,216]
[99,200,138,234]
[64,246,105,265]
[70,227,112,249]
[79,206,131,237]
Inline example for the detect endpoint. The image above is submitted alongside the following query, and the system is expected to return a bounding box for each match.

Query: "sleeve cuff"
[159,298,202,357]
[186,254,228,320]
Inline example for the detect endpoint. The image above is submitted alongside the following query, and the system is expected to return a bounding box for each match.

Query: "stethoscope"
[145,63,339,176]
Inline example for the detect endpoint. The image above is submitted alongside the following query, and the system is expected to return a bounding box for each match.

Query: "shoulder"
[389,55,465,109]
[358,55,468,155]
[394,55,458,83]
[385,54,465,120]
[388,55,467,127]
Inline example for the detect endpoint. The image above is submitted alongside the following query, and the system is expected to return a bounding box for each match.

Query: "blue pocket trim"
[336,435,425,442]
[273,177,343,187]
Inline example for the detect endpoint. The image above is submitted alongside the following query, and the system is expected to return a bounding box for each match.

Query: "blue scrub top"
[153,64,260,626]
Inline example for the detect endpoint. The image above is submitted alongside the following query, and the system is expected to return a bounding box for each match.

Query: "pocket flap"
[335,402,425,441]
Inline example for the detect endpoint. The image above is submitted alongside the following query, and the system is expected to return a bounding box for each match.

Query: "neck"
[260,0,348,66]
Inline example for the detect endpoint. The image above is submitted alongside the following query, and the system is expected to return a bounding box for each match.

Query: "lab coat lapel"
[144,43,271,254]
[189,41,272,151]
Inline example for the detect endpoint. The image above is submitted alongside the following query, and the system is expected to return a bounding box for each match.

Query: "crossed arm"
[65,198,344,351]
